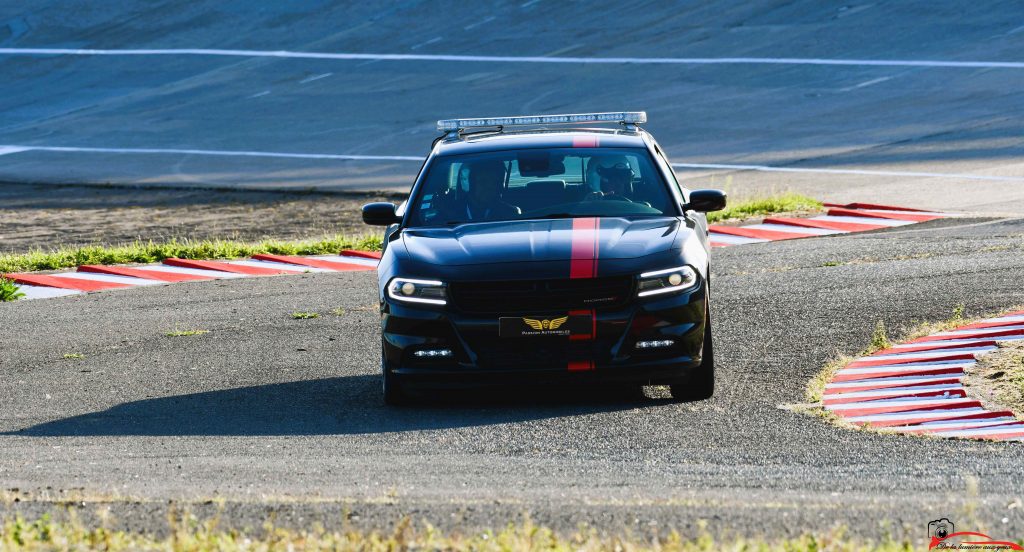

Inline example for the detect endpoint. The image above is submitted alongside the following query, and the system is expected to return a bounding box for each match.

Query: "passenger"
[457,165,471,193]
[448,159,521,221]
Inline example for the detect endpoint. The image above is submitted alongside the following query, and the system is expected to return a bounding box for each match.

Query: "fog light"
[635,340,674,349]
[401,281,416,295]
[414,348,453,358]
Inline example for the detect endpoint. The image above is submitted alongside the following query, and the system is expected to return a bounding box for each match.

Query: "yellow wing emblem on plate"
[547,316,569,330]
[523,316,570,330]
[523,318,545,330]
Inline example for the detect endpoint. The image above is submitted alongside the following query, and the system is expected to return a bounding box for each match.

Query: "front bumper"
[380,283,707,388]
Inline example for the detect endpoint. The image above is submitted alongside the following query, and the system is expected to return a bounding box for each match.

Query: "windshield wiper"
[443,214,584,225]
[523,213,580,219]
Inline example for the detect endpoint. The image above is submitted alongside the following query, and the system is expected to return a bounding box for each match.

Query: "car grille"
[469,339,613,370]
[448,276,634,314]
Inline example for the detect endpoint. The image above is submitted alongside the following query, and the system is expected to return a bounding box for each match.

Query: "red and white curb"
[4,251,380,301]
[821,310,1024,441]
[709,202,951,247]
[2,201,947,301]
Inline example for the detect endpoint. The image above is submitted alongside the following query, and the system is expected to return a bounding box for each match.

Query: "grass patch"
[61,353,84,360]
[805,353,855,406]
[0,277,25,302]
[868,320,891,351]
[804,320,893,406]
[165,327,210,338]
[898,304,971,341]
[329,307,346,316]
[705,193,822,224]
[291,311,319,319]
[968,341,1024,417]
[0,234,383,274]
[0,513,924,551]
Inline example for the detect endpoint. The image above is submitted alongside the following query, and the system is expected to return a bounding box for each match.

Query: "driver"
[452,159,521,221]
[586,156,636,201]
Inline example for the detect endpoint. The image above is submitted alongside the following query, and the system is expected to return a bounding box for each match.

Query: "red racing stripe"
[567,309,597,370]
[567,360,595,371]
[569,309,594,341]
[569,217,599,279]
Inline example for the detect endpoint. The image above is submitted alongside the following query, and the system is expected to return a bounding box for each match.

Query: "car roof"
[434,129,649,157]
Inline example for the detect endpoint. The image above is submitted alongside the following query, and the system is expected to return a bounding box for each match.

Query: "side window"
[413,159,456,226]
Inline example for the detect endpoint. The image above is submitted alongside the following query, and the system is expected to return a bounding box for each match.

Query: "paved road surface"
[2,216,1023,539]
[3,1,1024,541]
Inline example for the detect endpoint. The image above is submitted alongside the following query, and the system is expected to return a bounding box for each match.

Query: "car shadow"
[7,375,672,437]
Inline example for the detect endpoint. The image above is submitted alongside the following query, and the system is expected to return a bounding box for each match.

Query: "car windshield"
[405,147,676,227]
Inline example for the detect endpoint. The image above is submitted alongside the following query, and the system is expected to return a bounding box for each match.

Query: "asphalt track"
[3,216,1024,539]
[3,0,1024,542]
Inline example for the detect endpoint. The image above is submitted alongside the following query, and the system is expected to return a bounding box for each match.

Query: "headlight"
[637,266,698,297]
[387,277,447,305]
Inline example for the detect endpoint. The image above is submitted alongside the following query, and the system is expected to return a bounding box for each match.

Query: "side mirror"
[362,202,400,226]
[685,189,727,212]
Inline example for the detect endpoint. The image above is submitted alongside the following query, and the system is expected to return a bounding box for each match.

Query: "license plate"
[499,313,591,338]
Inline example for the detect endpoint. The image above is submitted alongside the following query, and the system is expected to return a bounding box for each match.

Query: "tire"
[669,292,714,401]
[381,341,409,406]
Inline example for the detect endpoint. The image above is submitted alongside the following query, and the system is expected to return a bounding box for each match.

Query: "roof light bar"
[437,111,647,132]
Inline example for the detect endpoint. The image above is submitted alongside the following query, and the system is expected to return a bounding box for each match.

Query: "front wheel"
[382,341,409,406]
[670,294,714,401]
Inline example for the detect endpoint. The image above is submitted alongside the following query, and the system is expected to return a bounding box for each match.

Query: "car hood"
[400,217,681,266]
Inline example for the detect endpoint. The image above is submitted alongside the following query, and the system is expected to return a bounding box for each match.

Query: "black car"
[362,112,726,404]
